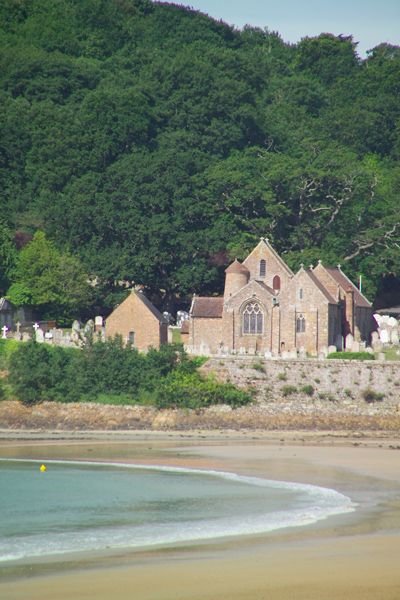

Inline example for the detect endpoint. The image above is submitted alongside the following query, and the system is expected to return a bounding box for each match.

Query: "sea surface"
[0,459,355,563]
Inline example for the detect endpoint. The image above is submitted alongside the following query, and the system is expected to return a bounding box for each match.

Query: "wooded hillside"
[1,0,399,320]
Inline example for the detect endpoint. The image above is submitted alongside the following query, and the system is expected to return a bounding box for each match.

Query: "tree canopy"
[1,0,399,318]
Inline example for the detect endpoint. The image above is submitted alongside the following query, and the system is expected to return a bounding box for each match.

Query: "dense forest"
[0,0,399,322]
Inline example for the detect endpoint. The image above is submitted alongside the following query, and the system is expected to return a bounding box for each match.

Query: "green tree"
[0,221,17,295]
[7,231,91,320]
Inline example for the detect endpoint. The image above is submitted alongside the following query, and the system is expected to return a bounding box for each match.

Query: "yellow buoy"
[40,464,47,472]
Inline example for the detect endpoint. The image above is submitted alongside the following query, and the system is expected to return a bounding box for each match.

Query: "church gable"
[243,238,293,292]
[292,267,336,306]
[224,278,275,311]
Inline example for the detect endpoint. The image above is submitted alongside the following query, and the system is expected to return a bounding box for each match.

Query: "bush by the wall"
[8,340,252,409]
[0,339,20,369]
[362,388,384,403]
[154,371,252,409]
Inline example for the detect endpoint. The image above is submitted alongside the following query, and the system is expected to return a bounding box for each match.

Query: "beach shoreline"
[1,429,400,599]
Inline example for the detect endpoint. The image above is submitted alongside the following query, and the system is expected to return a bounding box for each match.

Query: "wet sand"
[1,431,400,600]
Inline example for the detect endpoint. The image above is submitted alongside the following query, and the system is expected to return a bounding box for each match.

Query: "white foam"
[0,458,356,562]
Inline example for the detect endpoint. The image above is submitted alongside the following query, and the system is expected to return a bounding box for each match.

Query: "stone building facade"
[187,238,374,356]
[105,289,168,352]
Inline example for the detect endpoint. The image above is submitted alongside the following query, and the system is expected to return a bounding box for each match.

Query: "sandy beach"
[1,430,400,600]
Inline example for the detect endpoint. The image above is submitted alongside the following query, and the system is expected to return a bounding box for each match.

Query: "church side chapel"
[187,238,374,357]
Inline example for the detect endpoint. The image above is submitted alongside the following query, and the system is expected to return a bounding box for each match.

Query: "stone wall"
[201,356,400,409]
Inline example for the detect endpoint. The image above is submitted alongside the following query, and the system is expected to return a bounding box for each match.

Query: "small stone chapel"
[187,238,374,356]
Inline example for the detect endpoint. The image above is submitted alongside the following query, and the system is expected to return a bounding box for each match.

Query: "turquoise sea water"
[0,460,355,562]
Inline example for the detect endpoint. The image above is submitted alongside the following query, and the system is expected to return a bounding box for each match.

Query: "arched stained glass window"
[243,302,263,334]
[296,315,306,333]
[259,259,266,278]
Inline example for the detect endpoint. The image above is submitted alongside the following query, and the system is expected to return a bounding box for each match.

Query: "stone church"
[187,238,374,356]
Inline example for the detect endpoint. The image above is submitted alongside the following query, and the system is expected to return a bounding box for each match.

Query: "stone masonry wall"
[201,356,400,410]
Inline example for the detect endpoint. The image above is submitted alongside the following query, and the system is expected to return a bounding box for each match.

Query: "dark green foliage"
[327,352,375,361]
[0,338,19,370]
[301,384,314,396]
[0,1,399,315]
[362,388,384,403]
[154,371,252,410]
[7,340,253,408]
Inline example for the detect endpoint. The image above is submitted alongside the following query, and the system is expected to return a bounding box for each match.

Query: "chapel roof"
[305,270,337,304]
[0,298,12,312]
[190,296,224,318]
[324,267,371,308]
[225,259,250,274]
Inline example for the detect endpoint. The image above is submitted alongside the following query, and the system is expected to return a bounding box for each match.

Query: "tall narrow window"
[299,288,303,300]
[296,315,306,333]
[128,331,135,345]
[259,259,266,278]
[243,302,263,334]
[273,275,281,291]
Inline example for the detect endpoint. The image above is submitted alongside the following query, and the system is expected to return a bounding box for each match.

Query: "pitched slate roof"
[256,281,276,296]
[190,296,224,318]
[325,267,371,308]
[305,270,337,304]
[0,298,12,312]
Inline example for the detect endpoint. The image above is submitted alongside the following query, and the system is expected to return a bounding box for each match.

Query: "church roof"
[256,281,276,296]
[190,296,224,318]
[305,270,337,304]
[225,259,250,274]
[324,267,371,308]
[0,298,12,312]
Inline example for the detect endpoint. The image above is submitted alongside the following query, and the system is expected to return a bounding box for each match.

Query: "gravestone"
[345,333,354,350]
[36,328,44,343]
[380,329,389,344]
[391,329,399,345]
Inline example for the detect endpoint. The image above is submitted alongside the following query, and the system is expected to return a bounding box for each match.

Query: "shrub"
[362,388,384,403]
[301,384,314,396]
[277,372,287,381]
[7,340,250,409]
[153,371,253,409]
[282,385,297,396]
[0,339,20,369]
[251,360,266,373]
[327,352,374,361]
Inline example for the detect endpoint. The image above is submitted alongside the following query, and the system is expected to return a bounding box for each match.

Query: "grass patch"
[382,347,400,361]
[277,371,287,381]
[327,351,374,361]
[300,384,314,396]
[282,385,297,397]
[251,360,266,373]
